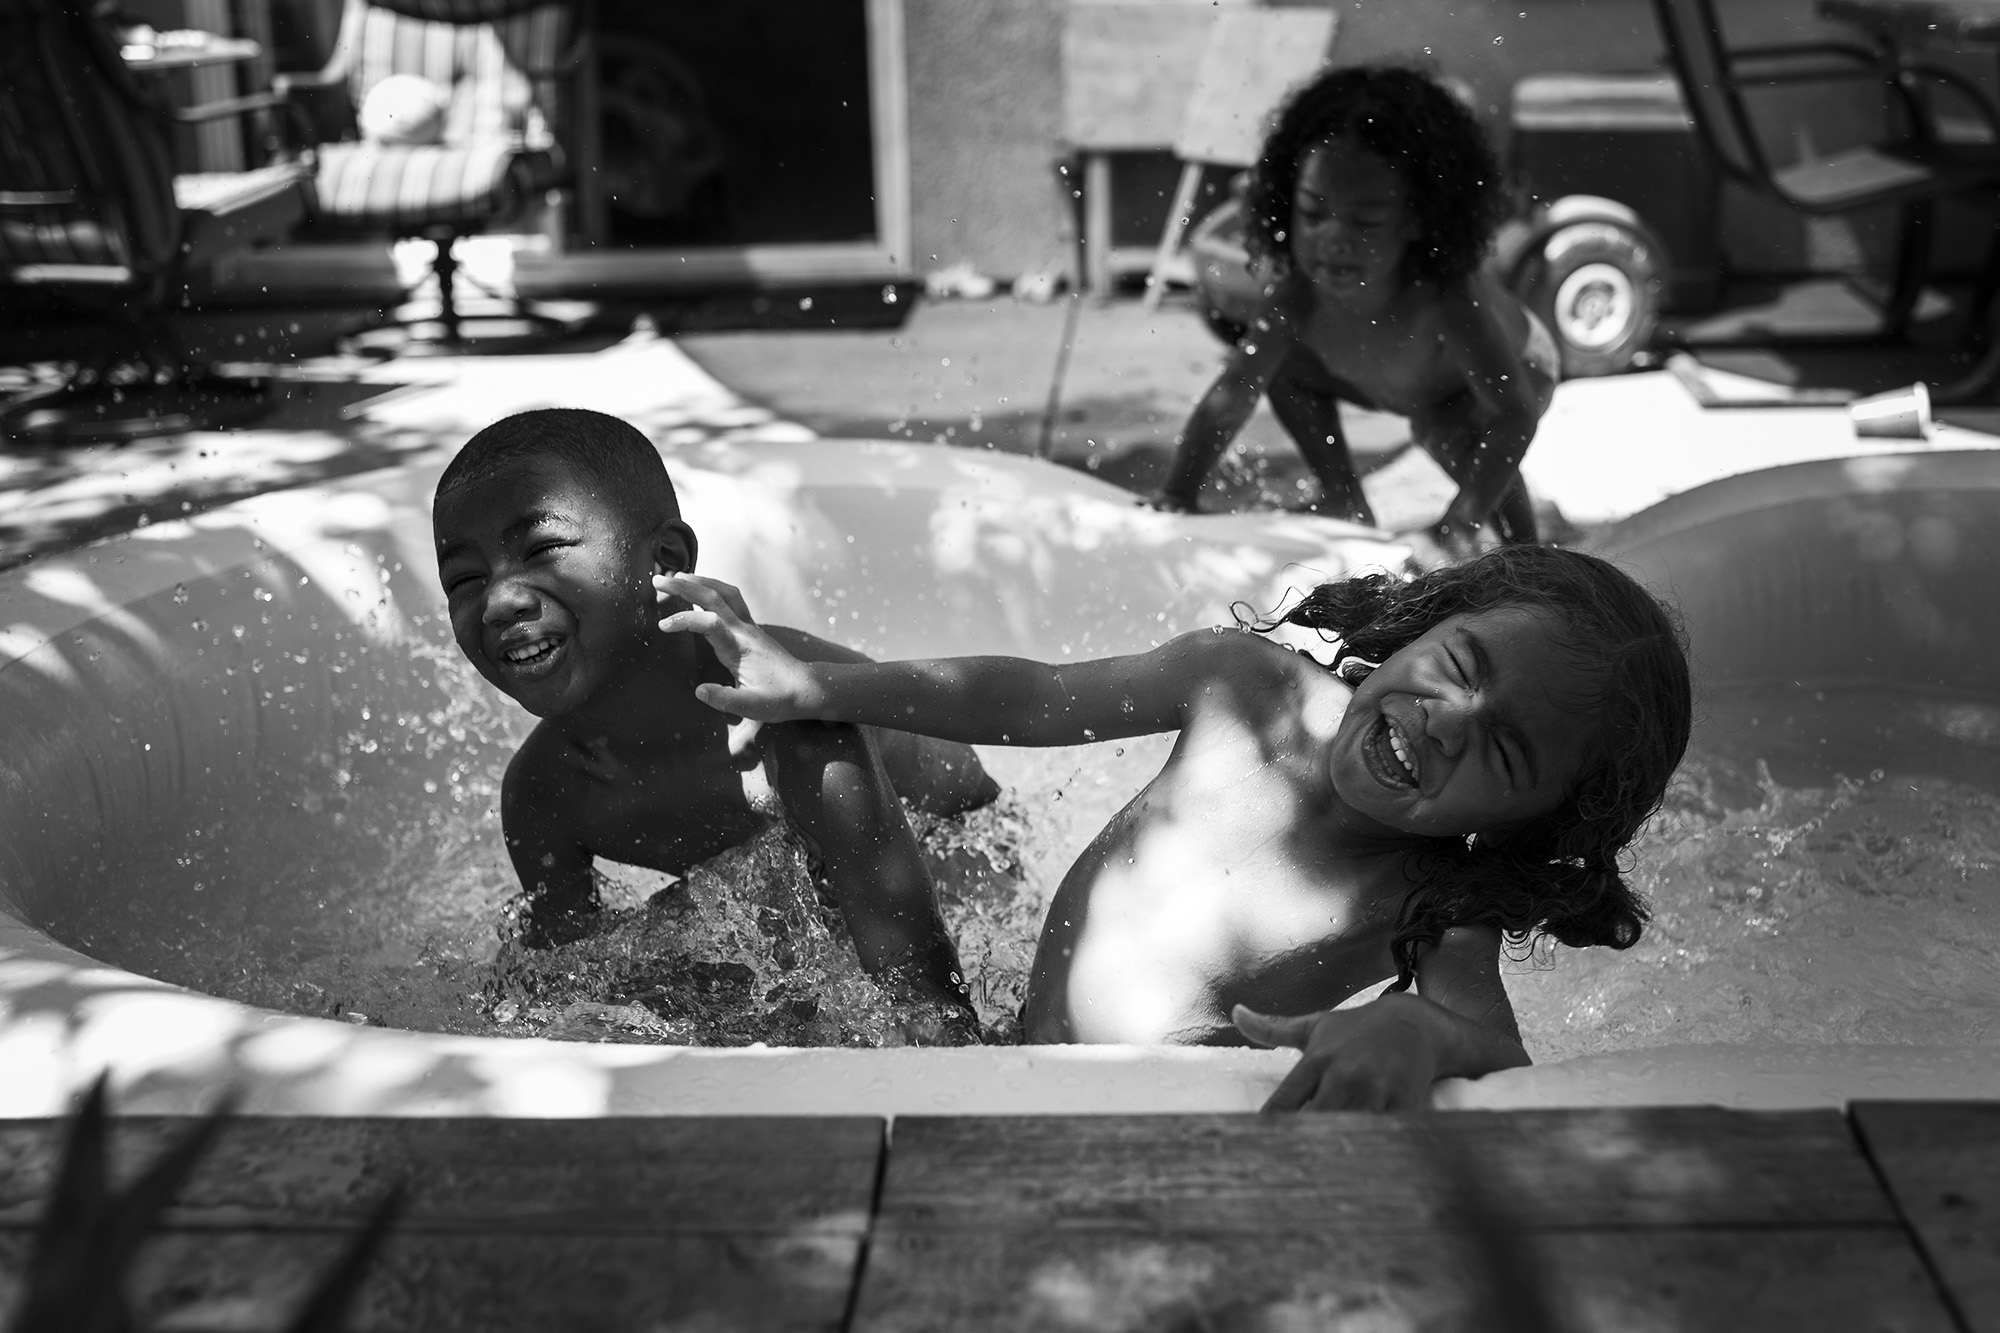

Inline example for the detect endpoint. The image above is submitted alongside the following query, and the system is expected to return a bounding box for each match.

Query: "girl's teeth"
[1388,727,1415,781]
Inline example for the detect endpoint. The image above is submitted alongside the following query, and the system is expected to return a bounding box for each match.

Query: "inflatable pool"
[1,442,1997,1115]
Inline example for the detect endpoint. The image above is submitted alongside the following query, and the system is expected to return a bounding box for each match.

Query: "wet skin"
[1159,133,1550,547]
[657,569,1594,1048]
[433,459,993,1020]
[1022,605,1592,1043]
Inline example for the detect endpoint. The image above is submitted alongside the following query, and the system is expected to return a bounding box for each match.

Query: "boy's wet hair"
[1274,545,1692,989]
[1244,63,1507,290]
[438,408,681,537]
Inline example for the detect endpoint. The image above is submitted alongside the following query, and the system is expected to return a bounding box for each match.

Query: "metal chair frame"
[1651,0,2000,361]
[1,0,316,442]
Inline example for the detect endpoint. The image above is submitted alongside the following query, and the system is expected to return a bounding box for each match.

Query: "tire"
[1512,221,1662,379]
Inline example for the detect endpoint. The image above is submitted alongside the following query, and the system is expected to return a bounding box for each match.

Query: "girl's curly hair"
[1270,545,1691,990]
[1244,63,1508,290]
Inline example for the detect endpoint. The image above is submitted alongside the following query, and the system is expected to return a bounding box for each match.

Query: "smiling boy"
[431,408,997,1032]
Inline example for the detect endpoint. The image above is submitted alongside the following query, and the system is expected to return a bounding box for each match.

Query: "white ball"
[359,74,448,146]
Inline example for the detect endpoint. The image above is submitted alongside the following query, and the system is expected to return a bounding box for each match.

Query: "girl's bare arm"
[1156,298,1298,510]
[1235,925,1529,1111]
[659,572,1251,745]
[1433,281,1549,534]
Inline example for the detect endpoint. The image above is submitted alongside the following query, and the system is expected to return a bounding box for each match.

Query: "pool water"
[39,619,2000,1057]
[1505,684,2000,1062]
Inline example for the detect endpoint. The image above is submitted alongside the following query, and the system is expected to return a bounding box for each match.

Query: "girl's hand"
[1394,520,1491,573]
[1232,997,1441,1112]
[655,572,824,722]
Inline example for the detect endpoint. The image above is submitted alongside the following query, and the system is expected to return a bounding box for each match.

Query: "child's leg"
[868,728,1000,816]
[1268,351,1376,525]
[1412,406,1540,544]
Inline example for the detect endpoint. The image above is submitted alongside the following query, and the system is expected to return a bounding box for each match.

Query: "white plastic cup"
[1848,382,1934,441]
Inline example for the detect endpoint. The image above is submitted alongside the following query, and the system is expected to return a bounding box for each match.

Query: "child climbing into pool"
[658,545,1690,1108]
[431,408,999,1039]
[1154,64,1558,567]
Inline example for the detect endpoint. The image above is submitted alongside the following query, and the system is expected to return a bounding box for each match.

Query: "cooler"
[1511,73,1720,313]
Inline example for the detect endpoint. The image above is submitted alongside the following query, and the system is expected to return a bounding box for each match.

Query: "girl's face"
[1289,133,1419,299]
[1327,606,1595,840]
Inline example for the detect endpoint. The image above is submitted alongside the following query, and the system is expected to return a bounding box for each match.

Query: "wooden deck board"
[0,1230,860,1333]
[849,1228,1959,1332]
[875,1109,1896,1233]
[0,1105,1980,1331]
[1852,1100,2000,1332]
[0,1116,883,1233]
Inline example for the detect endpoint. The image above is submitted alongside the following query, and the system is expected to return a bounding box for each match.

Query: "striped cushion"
[311,139,553,227]
[338,0,570,150]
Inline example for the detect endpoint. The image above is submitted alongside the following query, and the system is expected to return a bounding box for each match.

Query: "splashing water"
[1505,684,2000,1061]
[42,605,2000,1058]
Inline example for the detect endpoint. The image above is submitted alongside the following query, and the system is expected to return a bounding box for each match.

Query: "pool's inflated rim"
[1,443,1996,1115]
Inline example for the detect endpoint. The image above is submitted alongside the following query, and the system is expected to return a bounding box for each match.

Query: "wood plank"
[878,1110,1896,1233]
[1852,1100,2000,1332]
[0,1117,882,1234]
[851,1228,1957,1333]
[0,1230,859,1333]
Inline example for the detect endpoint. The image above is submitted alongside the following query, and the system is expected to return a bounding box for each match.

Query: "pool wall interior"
[1,441,1998,1116]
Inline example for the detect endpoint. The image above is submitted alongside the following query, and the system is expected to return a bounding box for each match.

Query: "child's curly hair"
[1244,63,1508,291]
[1269,546,1691,990]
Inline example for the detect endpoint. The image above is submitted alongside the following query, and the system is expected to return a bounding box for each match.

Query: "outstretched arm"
[1234,925,1529,1111]
[657,572,1218,746]
[499,748,600,949]
[1155,308,1296,510]
[765,625,999,816]
[1426,283,1552,551]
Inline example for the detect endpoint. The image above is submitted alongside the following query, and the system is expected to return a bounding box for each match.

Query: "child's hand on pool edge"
[655,572,826,723]
[1233,997,1442,1112]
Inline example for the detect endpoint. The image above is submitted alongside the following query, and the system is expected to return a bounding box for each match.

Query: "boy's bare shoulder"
[502,722,579,808]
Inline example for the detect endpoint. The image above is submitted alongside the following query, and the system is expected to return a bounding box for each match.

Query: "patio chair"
[274,0,590,353]
[0,0,316,443]
[1651,0,2000,356]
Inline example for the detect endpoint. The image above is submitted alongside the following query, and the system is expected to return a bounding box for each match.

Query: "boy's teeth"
[505,637,556,663]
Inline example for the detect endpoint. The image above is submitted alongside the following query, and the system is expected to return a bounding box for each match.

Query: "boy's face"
[1290,133,1418,299]
[433,458,689,718]
[1327,606,1593,839]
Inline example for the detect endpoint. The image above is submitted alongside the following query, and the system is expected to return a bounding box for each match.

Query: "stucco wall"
[903,0,1074,283]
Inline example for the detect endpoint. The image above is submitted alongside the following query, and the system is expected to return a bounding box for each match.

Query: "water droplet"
[172,584,188,604]
[798,296,814,311]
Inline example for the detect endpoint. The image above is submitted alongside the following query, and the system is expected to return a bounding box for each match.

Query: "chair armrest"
[1728,39,1887,69]
[0,190,80,210]
[176,91,323,167]
[271,66,346,97]
[1894,60,2000,147]
[171,91,289,125]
